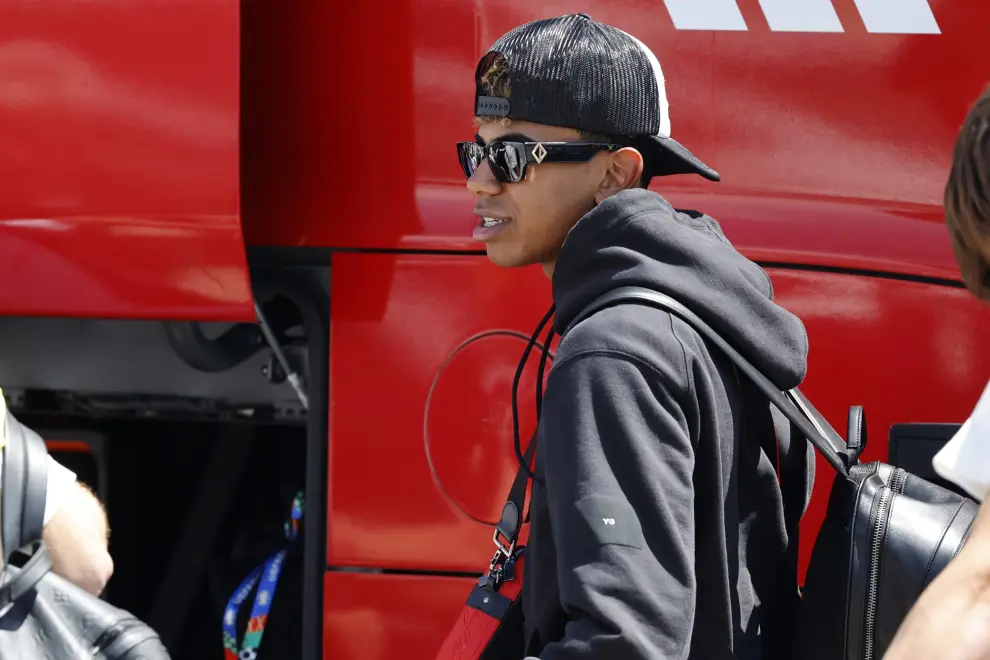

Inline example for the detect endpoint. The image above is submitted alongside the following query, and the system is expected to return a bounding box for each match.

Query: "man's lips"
[475,214,511,228]
[472,213,513,241]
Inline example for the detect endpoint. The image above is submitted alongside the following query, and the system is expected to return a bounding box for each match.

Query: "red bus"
[0,0,986,657]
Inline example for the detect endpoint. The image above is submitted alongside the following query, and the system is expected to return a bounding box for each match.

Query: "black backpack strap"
[565,286,850,476]
[2,411,49,562]
[771,406,816,530]
[493,438,536,561]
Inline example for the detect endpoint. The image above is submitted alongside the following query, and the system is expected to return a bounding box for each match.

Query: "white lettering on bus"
[662,0,940,34]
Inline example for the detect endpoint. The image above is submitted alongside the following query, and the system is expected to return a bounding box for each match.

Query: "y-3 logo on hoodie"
[575,497,644,549]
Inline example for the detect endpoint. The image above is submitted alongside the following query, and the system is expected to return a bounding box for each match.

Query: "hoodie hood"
[552,188,808,390]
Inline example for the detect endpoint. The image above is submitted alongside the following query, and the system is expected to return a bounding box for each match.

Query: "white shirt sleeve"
[0,447,79,525]
[933,379,990,502]
[42,455,79,525]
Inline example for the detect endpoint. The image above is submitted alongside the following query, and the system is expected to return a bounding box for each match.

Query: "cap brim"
[643,135,720,182]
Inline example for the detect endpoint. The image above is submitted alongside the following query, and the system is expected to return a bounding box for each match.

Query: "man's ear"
[595,147,645,203]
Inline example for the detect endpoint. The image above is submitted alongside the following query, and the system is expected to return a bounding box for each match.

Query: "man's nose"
[467,159,502,196]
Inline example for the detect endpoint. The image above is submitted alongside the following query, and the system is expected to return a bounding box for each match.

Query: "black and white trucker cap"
[474,13,719,182]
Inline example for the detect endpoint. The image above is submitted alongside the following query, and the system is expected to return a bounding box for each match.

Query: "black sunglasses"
[456,140,622,183]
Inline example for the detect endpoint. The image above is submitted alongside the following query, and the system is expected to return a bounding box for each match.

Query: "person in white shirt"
[0,391,113,596]
[885,88,990,659]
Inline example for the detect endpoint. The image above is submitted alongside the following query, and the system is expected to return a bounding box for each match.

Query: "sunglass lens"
[492,143,525,182]
[458,143,484,179]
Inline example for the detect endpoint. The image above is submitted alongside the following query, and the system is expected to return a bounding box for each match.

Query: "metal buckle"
[489,528,516,572]
[493,528,515,558]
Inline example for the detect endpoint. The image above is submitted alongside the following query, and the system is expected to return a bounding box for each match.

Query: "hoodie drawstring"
[511,303,557,483]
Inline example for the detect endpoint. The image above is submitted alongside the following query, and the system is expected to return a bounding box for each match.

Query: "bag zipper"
[863,467,906,660]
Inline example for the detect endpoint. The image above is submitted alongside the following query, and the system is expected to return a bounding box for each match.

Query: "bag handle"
[1,411,49,563]
[566,286,852,476]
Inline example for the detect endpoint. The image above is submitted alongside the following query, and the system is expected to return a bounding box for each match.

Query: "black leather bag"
[0,410,171,659]
[577,286,980,660]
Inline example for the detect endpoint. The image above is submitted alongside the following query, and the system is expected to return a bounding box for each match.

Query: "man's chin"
[485,244,531,268]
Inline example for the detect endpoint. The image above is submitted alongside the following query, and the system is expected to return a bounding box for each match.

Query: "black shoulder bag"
[576,286,979,660]
[0,410,171,659]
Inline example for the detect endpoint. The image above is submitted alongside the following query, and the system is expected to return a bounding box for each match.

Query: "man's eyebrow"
[475,132,536,145]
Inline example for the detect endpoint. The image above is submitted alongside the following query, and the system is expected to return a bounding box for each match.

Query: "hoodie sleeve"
[528,350,696,660]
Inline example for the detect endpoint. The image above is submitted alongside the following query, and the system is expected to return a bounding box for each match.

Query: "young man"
[885,88,990,660]
[458,14,811,659]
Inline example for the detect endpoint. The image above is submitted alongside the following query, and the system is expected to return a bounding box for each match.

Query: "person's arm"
[530,351,695,659]
[0,393,112,596]
[39,456,113,596]
[884,499,990,660]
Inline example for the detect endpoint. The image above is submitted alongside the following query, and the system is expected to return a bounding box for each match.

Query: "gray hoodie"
[519,188,812,659]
